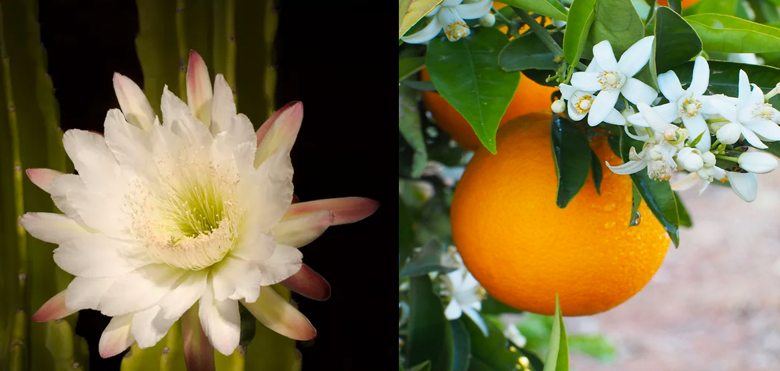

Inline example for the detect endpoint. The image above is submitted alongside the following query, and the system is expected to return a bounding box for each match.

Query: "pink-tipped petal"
[182,304,216,371]
[113,72,155,131]
[283,197,379,226]
[272,210,335,248]
[31,291,77,322]
[98,313,135,358]
[186,50,213,127]
[254,102,303,167]
[26,168,63,194]
[255,101,300,145]
[241,286,317,341]
[292,194,300,204]
[281,264,331,301]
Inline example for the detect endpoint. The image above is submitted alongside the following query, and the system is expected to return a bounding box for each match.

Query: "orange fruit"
[420,68,557,151]
[450,112,670,316]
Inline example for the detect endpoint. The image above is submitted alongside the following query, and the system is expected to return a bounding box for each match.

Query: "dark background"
[37,0,397,370]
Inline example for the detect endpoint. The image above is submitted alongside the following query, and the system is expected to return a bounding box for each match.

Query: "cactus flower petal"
[25,168,63,193]
[187,50,213,127]
[241,286,317,341]
[283,197,380,226]
[281,264,331,301]
[132,305,178,348]
[113,72,156,132]
[254,101,303,167]
[210,74,237,135]
[199,283,240,356]
[272,209,335,248]
[31,290,76,322]
[98,313,135,358]
[19,212,92,244]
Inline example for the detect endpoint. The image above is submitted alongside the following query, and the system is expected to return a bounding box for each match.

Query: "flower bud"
[697,166,714,181]
[738,151,778,174]
[551,100,565,114]
[716,123,741,145]
[676,147,704,172]
[701,151,716,168]
[479,13,496,27]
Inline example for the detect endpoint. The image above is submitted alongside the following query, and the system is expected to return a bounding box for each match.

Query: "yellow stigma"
[598,71,625,90]
[575,95,593,114]
[444,21,470,41]
[680,96,702,117]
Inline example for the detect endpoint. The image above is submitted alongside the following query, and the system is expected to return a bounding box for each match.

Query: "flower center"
[439,8,471,42]
[598,71,625,90]
[678,95,702,118]
[128,150,240,270]
[574,95,593,114]
[753,102,776,120]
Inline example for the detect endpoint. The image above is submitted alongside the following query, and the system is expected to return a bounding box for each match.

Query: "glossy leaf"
[589,0,645,57]
[747,0,780,24]
[685,14,780,54]
[671,61,780,105]
[426,28,520,154]
[607,126,681,247]
[407,275,453,371]
[542,296,568,371]
[464,315,544,371]
[399,84,429,178]
[590,149,603,195]
[399,0,444,39]
[480,295,524,315]
[676,192,693,228]
[402,79,438,92]
[551,116,592,208]
[400,239,458,278]
[563,0,597,65]
[522,69,560,87]
[499,33,559,72]
[683,0,741,17]
[501,0,568,20]
[654,6,702,73]
[450,319,471,371]
[629,183,641,227]
[401,57,426,82]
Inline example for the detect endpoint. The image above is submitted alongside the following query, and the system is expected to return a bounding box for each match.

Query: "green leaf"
[747,0,780,24]
[500,0,569,20]
[550,116,592,208]
[670,60,780,104]
[629,183,642,227]
[407,275,453,371]
[563,0,597,65]
[450,320,471,371]
[567,335,617,362]
[683,0,741,17]
[676,192,693,227]
[590,149,603,195]
[401,57,426,82]
[685,14,780,54]
[402,79,438,92]
[400,0,444,39]
[607,127,682,247]
[589,0,645,57]
[464,316,544,371]
[400,197,415,269]
[542,296,569,371]
[427,28,520,154]
[400,239,459,278]
[399,84,429,178]
[480,295,524,315]
[522,69,560,86]
[654,6,702,73]
[499,33,560,71]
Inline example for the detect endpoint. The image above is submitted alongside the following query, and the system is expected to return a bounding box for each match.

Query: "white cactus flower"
[401,0,494,43]
[570,36,657,126]
[21,51,378,358]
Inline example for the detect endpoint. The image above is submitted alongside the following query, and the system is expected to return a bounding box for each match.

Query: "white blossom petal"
[456,0,492,19]
[99,314,135,358]
[241,286,316,341]
[689,56,710,96]
[682,114,710,151]
[617,36,654,77]
[99,264,185,316]
[401,16,442,44]
[199,285,240,356]
[605,159,648,174]
[20,212,92,245]
[571,72,603,92]
[726,171,758,202]
[113,73,155,132]
[587,89,620,126]
[621,78,658,105]
[738,152,778,174]
[132,305,178,349]
[657,70,686,102]
[592,40,618,71]
[186,51,213,127]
